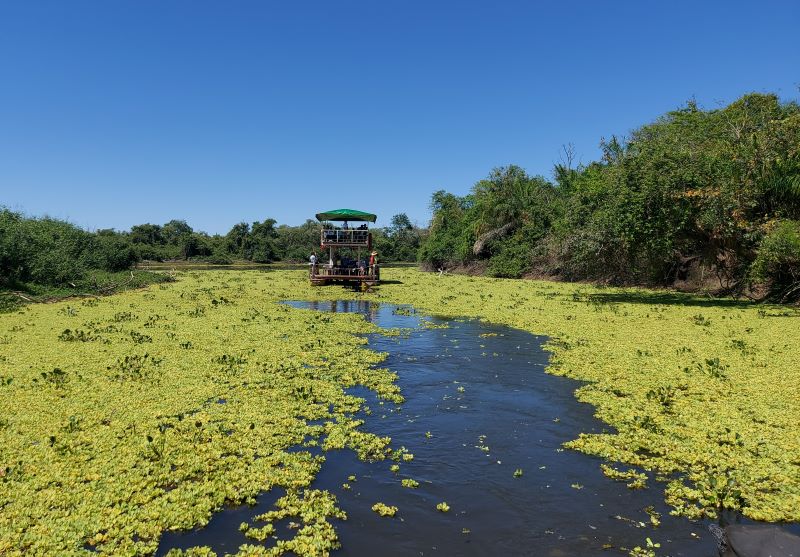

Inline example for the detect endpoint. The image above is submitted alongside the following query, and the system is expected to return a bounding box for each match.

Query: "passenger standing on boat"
[309,252,317,275]
[369,251,379,278]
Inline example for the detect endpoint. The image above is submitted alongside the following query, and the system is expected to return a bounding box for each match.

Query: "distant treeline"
[418,93,800,302]
[0,210,423,289]
[3,93,799,303]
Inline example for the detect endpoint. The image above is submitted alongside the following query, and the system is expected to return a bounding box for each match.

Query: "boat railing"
[310,264,378,279]
[320,229,370,246]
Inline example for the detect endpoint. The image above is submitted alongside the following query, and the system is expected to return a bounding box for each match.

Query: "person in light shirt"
[369,250,379,278]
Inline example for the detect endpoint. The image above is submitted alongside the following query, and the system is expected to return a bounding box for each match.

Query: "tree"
[417,191,472,269]
[275,220,320,261]
[249,219,278,262]
[129,224,164,245]
[389,213,413,236]
[417,93,800,291]
[225,222,250,259]
[471,166,557,259]
[384,213,420,261]
[162,220,193,245]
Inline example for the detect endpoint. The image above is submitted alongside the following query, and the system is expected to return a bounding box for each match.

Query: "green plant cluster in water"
[370,502,398,517]
[1,268,800,555]
[0,271,402,555]
[362,269,800,523]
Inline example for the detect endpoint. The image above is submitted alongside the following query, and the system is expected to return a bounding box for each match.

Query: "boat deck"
[310,266,379,285]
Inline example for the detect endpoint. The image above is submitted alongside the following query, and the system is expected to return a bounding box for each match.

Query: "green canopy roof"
[315,209,377,223]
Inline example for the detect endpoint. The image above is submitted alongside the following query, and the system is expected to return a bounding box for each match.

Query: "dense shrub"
[417,191,473,269]
[750,220,800,301]
[276,221,320,261]
[133,242,180,262]
[1,209,143,287]
[85,234,138,272]
[202,252,233,265]
[0,210,92,286]
[486,237,531,278]
[0,209,24,284]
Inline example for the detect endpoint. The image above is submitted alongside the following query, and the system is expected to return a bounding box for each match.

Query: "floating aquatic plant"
[600,464,649,490]
[629,536,661,557]
[0,271,402,554]
[1,267,799,555]
[359,269,800,522]
[371,502,398,517]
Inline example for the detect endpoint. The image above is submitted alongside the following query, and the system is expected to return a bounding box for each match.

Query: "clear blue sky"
[1,1,798,234]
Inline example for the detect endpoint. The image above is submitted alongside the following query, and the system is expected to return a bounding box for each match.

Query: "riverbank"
[0,269,173,313]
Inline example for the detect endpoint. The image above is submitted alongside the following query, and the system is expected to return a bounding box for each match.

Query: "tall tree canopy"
[419,92,800,299]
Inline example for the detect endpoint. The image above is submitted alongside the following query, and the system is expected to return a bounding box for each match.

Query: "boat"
[310,209,379,286]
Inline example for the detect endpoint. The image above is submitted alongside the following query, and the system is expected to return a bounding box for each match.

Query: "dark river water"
[158,300,741,556]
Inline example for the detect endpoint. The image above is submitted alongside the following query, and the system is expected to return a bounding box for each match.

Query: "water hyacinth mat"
[0,269,798,555]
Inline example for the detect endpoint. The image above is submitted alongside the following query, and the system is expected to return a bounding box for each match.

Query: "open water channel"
[159,300,728,556]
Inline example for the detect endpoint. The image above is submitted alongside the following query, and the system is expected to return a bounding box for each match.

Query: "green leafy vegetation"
[1,209,421,312]
[419,93,800,301]
[1,208,421,291]
[371,502,398,517]
[0,271,402,554]
[0,268,174,313]
[750,219,800,302]
[1,268,799,554]
[0,209,137,286]
[365,268,800,522]
[629,536,661,557]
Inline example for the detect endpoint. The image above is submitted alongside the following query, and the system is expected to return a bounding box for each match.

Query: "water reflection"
[296,300,380,322]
